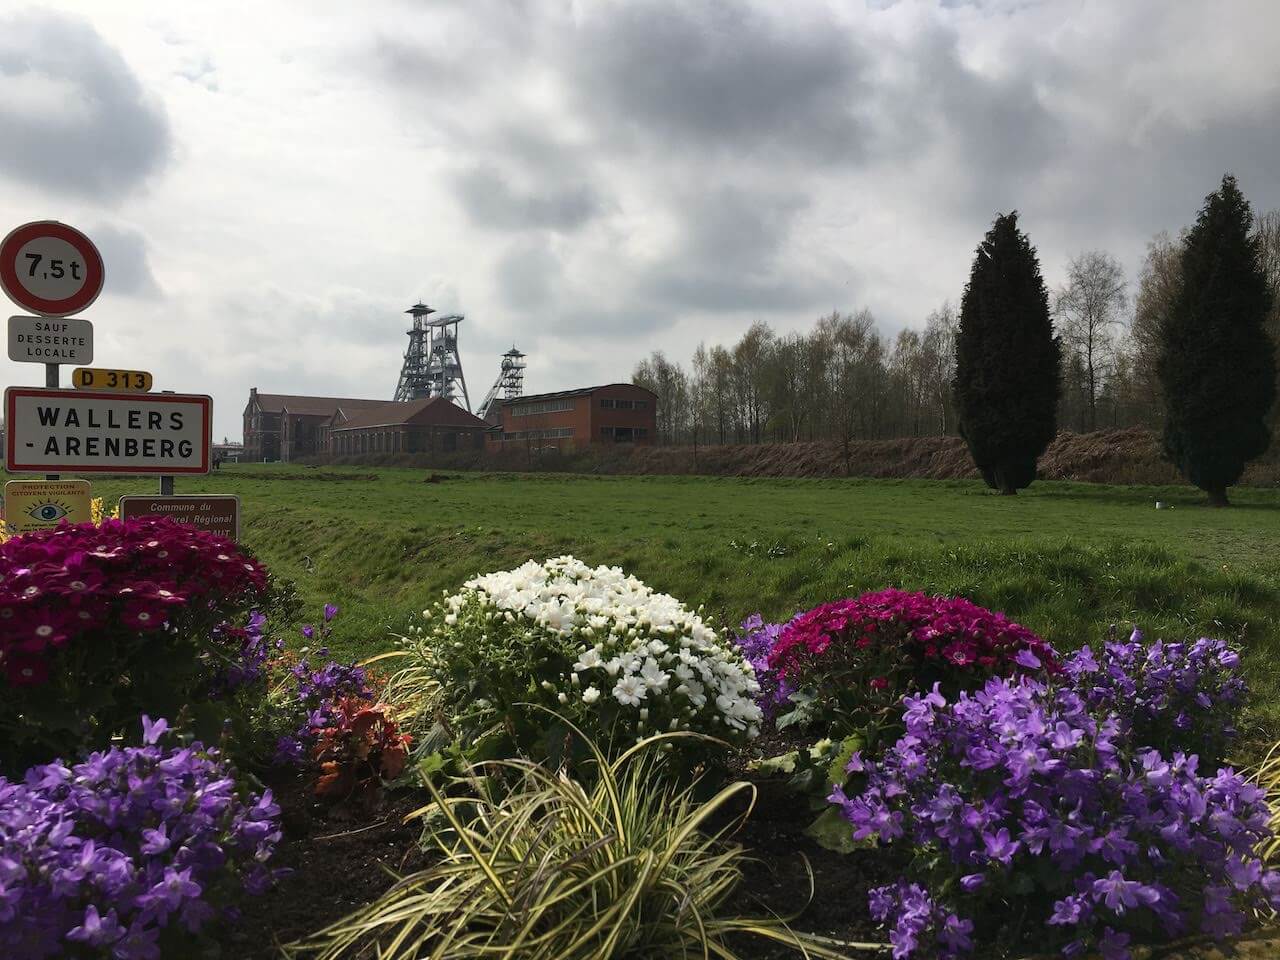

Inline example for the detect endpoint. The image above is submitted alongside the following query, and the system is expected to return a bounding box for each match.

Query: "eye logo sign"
[27,499,74,523]
[3,479,92,535]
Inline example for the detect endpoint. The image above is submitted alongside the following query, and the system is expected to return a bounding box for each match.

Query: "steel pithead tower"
[394,302,471,410]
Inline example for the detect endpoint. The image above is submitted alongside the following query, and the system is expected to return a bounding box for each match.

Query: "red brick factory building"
[242,389,487,461]
[488,383,657,453]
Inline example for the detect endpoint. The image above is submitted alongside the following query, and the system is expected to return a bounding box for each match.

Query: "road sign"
[4,388,212,475]
[73,367,152,392]
[8,315,94,364]
[0,221,105,318]
[3,479,91,535]
[119,495,240,540]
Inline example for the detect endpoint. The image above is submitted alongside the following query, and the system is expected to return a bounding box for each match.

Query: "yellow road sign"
[72,367,153,392]
[3,479,91,534]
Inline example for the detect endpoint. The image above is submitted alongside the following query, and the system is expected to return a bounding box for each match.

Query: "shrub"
[392,556,761,767]
[0,518,269,770]
[761,589,1057,744]
[832,669,1280,959]
[285,728,845,960]
[0,716,284,959]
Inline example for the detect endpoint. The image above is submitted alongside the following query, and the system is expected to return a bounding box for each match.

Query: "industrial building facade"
[488,383,657,452]
[243,389,488,461]
[328,398,488,456]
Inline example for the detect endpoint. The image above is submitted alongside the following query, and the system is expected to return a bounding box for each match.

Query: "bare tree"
[1055,251,1127,431]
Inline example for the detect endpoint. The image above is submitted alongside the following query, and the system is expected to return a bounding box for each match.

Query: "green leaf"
[805,806,862,854]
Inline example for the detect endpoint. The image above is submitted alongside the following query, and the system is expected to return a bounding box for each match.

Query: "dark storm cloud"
[90,225,161,298]
[637,186,836,313]
[567,1,868,162]
[454,166,602,232]
[0,11,171,198]
[494,237,559,309]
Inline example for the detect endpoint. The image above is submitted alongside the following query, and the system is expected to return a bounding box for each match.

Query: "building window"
[503,427,575,440]
[636,428,648,439]
[512,398,575,417]
[601,398,649,410]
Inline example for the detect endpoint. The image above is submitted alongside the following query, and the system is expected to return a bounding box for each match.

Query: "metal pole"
[45,363,59,481]
[159,390,174,495]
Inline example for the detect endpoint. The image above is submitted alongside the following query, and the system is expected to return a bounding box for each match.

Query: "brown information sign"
[119,495,240,540]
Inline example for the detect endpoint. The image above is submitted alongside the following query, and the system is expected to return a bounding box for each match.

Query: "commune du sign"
[0,221,105,318]
[8,315,93,364]
[119,495,240,540]
[4,387,212,475]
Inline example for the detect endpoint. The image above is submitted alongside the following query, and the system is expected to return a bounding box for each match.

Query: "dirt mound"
[309,429,1280,487]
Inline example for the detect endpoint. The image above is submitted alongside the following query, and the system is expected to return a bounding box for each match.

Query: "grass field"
[15,463,1280,743]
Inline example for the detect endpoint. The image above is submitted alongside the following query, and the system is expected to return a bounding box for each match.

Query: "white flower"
[674,663,695,682]
[613,675,647,706]
[557,692,568,703]
[639,658,669,692]
[582,686,601,704]
[573,648,603,672]
[444,613,457,626]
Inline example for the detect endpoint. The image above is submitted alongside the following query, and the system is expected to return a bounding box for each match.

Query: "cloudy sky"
[2,0,1279,440]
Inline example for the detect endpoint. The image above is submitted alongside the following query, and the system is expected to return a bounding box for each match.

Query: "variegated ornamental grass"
[284,728,876,960]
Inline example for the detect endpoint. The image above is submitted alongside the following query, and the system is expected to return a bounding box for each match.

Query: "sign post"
[3,222,104,482]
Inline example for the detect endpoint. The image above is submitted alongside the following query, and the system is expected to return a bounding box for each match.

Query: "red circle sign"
[0,221,105,318]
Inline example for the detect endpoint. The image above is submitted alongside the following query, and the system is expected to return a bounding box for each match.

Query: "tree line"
[634,176,1279,504]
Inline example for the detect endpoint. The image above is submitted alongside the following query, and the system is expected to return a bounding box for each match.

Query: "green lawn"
[16,463,1280,744]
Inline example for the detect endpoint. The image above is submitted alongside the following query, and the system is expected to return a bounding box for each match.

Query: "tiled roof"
[498,383,655,405]
[331,397,488,431]
[251,394,386,416]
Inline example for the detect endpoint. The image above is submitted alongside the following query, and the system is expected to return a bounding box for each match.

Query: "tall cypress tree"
[1158,174,1276,506]
[953,211,1061,495]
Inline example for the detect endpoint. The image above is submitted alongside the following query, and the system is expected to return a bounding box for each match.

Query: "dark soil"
[727,776,895,958]
[223,769,434,958]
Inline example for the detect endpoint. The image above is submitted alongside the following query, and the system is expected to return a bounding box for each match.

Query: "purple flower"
[982,827,1020,865]
[0,717,284,957]
[833,630,1271,959]
[140,715,168,745]
[323,603,339,622]
[65,904,125,947]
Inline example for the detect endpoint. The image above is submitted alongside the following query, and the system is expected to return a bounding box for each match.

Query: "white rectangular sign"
[7,314,93,364]
[4,388,212,475]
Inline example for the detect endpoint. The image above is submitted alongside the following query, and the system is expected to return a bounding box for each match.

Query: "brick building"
[243,389,386,462]
[488,383,657,453]
[329,397,488,456]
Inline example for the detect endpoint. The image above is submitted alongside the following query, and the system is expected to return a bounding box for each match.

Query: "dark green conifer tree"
[953,212,1061,495]
[1158,174,1276,507]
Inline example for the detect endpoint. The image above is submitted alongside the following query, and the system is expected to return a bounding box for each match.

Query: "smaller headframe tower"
[394,303,471,410]
[476,346,527,420]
